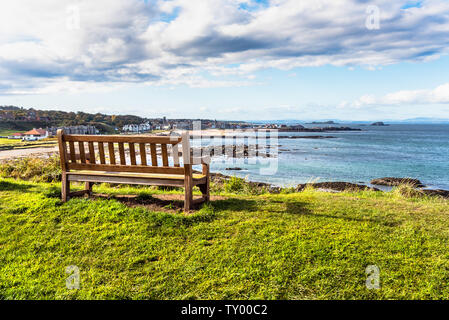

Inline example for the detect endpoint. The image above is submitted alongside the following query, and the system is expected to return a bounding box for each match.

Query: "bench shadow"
[210,198,262,213]
[0,180,34,192]
[209,198,313,214]
[285,201,401,227]
[91,193,212,213]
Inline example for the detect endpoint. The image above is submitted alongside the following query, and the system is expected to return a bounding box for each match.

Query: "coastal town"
[1,106,364,141]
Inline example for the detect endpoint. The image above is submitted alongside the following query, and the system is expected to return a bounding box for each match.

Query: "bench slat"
[64,135,182,144]
[108,142,116,164]
[139,143,147,166]
[129,143,136,165]
[161,144,169,167]
[68,163,184,174]
[78,142,86,163]
[69,141,76,163]
[98,142,106,164]
[119,142,126,165]
[150,143,158,166]
[88,142,96,164]
[172,143,180,167]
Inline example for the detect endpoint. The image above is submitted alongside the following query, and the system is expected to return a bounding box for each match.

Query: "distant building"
[23,128,48,141]
[47,125,99,136]
[8,132,24,139]
[122,122,151,133]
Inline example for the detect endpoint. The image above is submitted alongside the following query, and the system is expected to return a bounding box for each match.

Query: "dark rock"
[306,121,338,125]
[278,135,336,139]
[371,122,388,126]
[370,177,425,187]
[279,126,361,132]
[225,167,243,171]
[296,182,379,192]
[268,186,281,194]
[421,189,449,199]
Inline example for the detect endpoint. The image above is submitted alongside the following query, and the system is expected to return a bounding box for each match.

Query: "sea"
[203,124,449,190]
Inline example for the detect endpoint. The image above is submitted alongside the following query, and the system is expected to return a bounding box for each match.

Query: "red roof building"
[24,128,47,136]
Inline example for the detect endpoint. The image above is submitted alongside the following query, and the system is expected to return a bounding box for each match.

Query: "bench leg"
[199,183,210,202]
[85,182,93,197]
[62,174,70,202]
[184,180,193,212]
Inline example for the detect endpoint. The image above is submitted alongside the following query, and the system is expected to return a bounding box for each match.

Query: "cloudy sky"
[0,0,448,120]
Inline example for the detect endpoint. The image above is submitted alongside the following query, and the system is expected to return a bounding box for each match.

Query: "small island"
[305,120,339,125]
[371,121,389,126]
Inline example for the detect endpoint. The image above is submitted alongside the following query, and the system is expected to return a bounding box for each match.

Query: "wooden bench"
[57,129,210,211]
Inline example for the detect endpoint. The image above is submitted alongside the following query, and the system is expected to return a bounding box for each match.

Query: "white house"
[23,128,48,141]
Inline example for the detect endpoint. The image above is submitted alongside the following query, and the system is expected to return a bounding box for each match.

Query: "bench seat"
[67,170,207,187]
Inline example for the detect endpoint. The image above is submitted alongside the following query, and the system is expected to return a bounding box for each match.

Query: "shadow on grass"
[90,192,212,213]
[0,180,34,192]
[286,201,400,227]
[211,198,260,213]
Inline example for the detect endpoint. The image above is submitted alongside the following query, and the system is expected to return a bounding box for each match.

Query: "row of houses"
[121,119,256,132]
[122,122,152,133]
[46,125,99,136]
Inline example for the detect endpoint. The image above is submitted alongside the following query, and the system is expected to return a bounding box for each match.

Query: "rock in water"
[370,177,425,187]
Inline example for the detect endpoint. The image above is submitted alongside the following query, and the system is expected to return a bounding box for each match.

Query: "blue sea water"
[206,124,449,190]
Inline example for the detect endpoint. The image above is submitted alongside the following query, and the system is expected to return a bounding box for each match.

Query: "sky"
[0,0,449,121]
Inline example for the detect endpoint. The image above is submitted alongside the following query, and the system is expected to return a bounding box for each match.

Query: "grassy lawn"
[0,138,57,149]
[0,130,23,137]
[0,138,24,146]
[0,177,448,299]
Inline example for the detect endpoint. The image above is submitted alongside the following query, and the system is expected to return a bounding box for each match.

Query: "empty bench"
[57,130,210,211]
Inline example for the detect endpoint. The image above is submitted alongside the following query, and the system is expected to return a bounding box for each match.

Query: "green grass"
[0,138,24,145]
[0,130,24,136]
[0,177,448,299]
[0,138,57,149]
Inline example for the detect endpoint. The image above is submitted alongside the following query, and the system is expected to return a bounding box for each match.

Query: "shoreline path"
[0,146,59,160]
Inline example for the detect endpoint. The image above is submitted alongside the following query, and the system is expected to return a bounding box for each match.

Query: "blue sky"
[1,0,449,120]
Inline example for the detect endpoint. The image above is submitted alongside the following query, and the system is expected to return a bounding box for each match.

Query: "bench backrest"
[57,130,190,175]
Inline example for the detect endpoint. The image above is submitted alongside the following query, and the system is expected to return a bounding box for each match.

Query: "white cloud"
[0,0,449,94]
[346,83,449,108]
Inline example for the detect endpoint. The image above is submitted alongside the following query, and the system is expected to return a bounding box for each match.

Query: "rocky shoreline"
[209,171,449,199]
[278,126,361,132]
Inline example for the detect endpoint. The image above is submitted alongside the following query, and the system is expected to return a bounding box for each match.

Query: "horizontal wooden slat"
[68,163,185,174]
[64,135,182,144]
[68,174,185,187]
